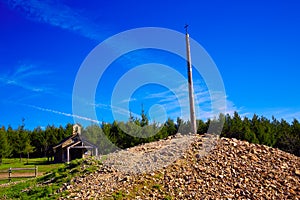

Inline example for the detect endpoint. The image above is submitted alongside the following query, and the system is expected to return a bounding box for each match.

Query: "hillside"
[59,134,300,199]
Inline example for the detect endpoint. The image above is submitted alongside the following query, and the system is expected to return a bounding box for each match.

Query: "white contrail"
[29,105,100,124]
[6,0,103,41]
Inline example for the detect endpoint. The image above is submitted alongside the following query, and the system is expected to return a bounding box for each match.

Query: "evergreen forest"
[0,111,299,164]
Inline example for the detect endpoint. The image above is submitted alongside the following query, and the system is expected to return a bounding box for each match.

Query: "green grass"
[0,158,103,199]
[111,172,175,199]
[112,191,125,200]
[152,184,161,190]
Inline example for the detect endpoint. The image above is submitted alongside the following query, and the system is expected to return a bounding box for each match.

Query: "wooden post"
[8,167,11,182]
[185,25,197,134]
[67,147,70,164]
[35,166,38,177]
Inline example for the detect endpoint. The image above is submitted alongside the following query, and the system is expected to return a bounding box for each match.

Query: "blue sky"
[0,0,300,129]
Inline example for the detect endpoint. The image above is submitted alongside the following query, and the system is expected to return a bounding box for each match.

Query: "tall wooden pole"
[185,25,197,134]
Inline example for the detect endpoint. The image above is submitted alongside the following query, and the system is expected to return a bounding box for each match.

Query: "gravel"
[102,133,204,174]
[59,134,300,199]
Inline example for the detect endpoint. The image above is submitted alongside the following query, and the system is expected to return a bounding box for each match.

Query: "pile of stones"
[59,134,300,199]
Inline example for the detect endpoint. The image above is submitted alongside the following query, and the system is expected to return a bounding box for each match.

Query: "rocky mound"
[60,134,300,199]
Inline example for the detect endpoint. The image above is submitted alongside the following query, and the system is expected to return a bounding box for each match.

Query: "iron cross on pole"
[184,24,189,34]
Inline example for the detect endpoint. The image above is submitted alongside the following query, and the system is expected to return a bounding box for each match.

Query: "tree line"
[220,112,300,156]
[0,111,299,163]
[0,120,73,163]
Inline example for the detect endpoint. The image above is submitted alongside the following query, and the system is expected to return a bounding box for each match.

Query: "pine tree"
[0,129,11,164]
[243,117,259,144]
[140,106,149,127]
[165,118,177,136]
[24,140,35,164]
[221,114,232,137]
[197,119,208,134]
